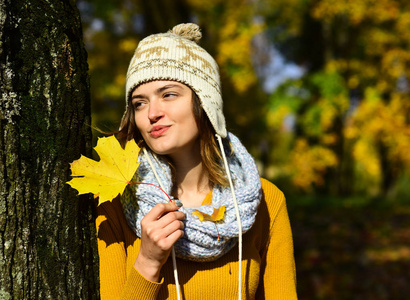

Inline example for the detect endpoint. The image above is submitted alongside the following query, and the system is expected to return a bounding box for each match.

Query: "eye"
[163,92,177,99]
[133,101,146,111]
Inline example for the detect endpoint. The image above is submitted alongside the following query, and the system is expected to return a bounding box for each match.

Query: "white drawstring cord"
[142,148,167,191]
[216,134,243,300]
[142,148,182,300]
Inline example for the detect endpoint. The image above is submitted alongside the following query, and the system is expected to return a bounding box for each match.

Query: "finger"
[148,220,184,247]
[158,219,185,239]
[142,211,184,239]
[156,227,184,250]
[155,210,185,228]
[165,228,184,243]
[144,202,180,222]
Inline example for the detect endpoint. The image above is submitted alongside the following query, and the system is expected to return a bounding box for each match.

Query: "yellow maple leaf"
[67,135,140,205]
[192,206,225,222]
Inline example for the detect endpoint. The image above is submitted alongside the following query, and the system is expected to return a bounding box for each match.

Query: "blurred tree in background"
[77,0,410,298]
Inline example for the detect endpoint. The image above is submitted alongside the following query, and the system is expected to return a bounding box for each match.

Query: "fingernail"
[174,200,183,207]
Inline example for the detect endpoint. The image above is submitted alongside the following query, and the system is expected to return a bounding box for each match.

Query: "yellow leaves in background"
[94,37,139,100]
[119,38,139,53]
[312,0,367,24]
[103,74,127,99]
[313,0,410,91]
[353,139,381,178]
[312,0,399,24]
[186,0,264,93]
[290,139,338,191]
[261,0,307,36]
[87,33,140,134]
[67,136,140,205]
[217,20,263,93]
[382,49,410,79]
[203,0,264,93]
[318,99,339,131]
[267,105,291,129]
[396,12,410,40]
[344,88,410,193]
[185,0,222,11]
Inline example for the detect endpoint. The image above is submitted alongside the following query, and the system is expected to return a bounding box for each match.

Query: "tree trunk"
[0,0,98,299]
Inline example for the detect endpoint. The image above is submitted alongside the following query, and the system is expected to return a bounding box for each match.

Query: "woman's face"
[131,80,200,157]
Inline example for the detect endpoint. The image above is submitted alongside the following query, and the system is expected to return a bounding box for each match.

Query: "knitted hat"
[125,23,227,138]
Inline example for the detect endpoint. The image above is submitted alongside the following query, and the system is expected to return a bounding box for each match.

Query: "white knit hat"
[125,23,227,138]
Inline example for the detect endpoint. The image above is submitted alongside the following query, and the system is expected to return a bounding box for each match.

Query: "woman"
[96,23,297,299]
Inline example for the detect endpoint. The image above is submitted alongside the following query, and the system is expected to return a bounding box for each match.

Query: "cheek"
[134,114,145,132]
[185,114,199,136]
[178,109,198,133]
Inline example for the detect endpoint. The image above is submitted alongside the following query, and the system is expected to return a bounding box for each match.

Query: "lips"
[149,125,171,138]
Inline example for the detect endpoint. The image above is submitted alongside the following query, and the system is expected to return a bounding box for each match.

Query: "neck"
[169,146,211,207]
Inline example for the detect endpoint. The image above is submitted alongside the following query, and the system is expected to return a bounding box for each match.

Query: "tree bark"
[0,0,98,299]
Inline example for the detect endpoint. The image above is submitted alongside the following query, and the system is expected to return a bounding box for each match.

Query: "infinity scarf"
[121,133,261,262]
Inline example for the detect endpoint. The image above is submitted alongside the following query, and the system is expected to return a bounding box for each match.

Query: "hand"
[134,202,185,282]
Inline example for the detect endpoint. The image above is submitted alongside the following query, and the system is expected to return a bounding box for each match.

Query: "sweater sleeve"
[96,197,163,300]
[258,179,297,300]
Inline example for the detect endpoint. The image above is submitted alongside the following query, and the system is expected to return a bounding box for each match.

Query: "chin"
[146,142,174,156]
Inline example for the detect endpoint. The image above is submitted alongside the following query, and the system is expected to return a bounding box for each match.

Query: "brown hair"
[117,88,230,188]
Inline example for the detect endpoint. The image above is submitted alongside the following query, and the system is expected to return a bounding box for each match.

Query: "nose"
[148,99,164,123]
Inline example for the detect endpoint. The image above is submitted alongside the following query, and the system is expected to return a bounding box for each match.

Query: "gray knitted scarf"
[121,133,261,262]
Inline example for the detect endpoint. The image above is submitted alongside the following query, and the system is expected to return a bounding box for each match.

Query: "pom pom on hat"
[168,23,202,44]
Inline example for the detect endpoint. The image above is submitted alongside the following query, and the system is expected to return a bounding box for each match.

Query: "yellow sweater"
[96,178,297,299]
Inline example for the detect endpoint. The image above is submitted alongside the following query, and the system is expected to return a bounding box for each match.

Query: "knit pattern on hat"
[125,23,227,138]
[121,133,262,262]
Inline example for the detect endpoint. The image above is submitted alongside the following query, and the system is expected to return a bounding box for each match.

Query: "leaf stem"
[128,182,173,203]
[215,223,220,241]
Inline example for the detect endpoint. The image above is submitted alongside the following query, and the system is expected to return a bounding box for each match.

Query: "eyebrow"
[131,84,183,100]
